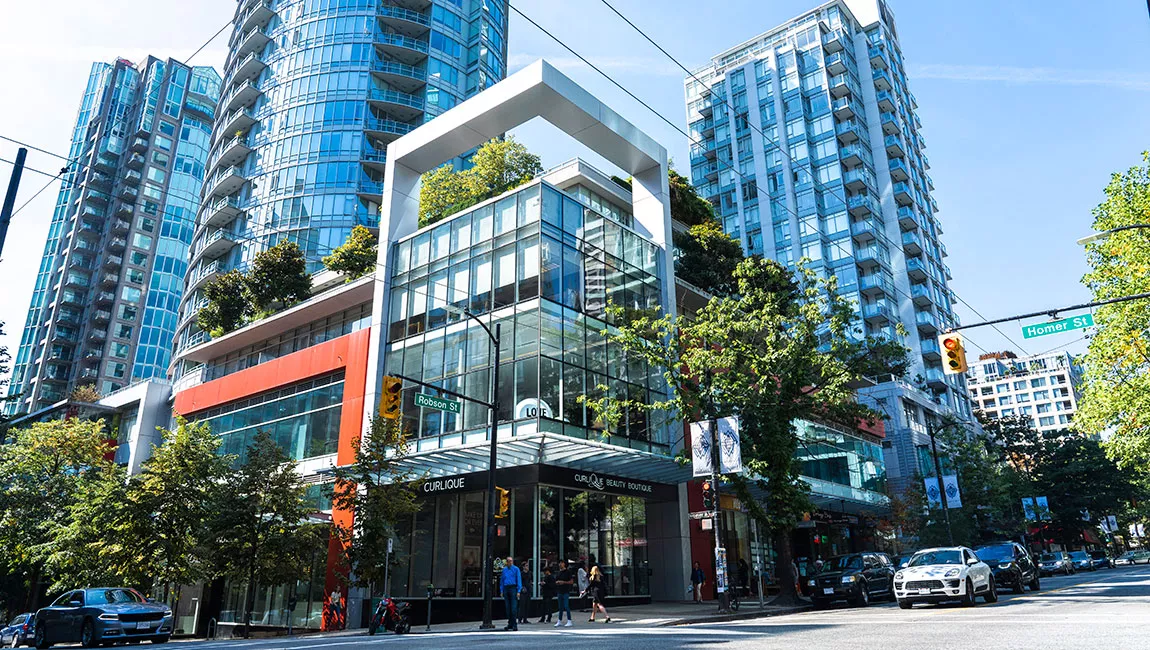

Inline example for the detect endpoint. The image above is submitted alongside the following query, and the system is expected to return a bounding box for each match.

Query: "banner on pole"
[690,421,712,478]
[717,417,743,475]
[1035,496,1051,520]
[1022,497,1036,521]
[942,475,962,509]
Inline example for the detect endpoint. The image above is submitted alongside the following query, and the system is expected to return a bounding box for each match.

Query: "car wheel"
[80,619,98,649]
[962,579,976,606]
[897,599,913,610]
[852,582,869,608]
[1013,574,1025,594]
[33,626,48,650]
[984,576,998,603]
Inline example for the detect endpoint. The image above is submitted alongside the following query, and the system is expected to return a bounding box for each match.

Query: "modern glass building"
[966,350,1083,434]
[5,57,219,415]
[173,0,509,363]
[684,0,974,492]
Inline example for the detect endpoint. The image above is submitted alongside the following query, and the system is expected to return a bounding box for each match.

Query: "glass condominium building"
[174,0,509,363]
[684,0,973,492]
[5,57,220,415]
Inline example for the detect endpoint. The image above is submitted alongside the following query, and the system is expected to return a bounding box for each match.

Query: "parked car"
[974,542,1041,594]
[34,587,172,648]
[892,553,915,569]
[1115,550,1150,566]
[1037,552,1076,576]
[1068,551,1096,572]
[1088,551,1114,570]
[1,613,34,648]
[808,552,896,608]
[893,547,996,609]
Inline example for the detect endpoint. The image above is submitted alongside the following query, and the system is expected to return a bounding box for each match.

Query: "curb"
[657,604,812,627]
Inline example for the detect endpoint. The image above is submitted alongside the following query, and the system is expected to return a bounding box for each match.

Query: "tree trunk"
[767,527,805,607]
[24,565,41,612]
[244,524,260,639]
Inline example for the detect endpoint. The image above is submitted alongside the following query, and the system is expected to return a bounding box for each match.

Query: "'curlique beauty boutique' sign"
[414,464,675,501]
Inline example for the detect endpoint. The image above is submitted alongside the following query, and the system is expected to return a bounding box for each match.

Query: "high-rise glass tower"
[684,0,973,491]
[5,57,220,415]
[173,0,509,367]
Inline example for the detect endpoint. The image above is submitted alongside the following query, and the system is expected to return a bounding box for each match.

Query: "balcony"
[925,367,947,390]
[888,158,910,182]
[825,51,850,75]
[129,136,149,153]
[125,152,145,170]
[238,0,275,33]
[916,310,939,334]
[206,166,247,199]
[223,79,262,114]
[99,272,119,287]
[897,206,919,230]
[869,44,888,69]
[108,237,127,252]
[377,3,431,37]
[114,201,135,219]
[92,309,112,323]
[83,347,103,361]
[357,178,384,203]
[860,273,894,298]
[364,116,417,143]
[118,185,138,202]
[872,68,893,91]
[370,60,428,94]
[843,166,875,192]
[835,119,864,144]
[856,244,890,270]
[101,255,122,270]
[218,107,257,140]
[197,229,238,260]
[863,303,895,324]
[63,272,90,289]
[123,169,142,186]
[81,205,106,224]
[839,142,869,168]
[88,171,113,190]
[828,73,854,98]
[373,31,430,66]
[823,28,846,53]
[875,90,896,112]
[908,91,918,108]
[851,218,881,244]
[832,96,859,120]
[188,260,223,291]
[944,263,952,280]
[233,25,271,61]
[76,223,102,241]
[939,241,948,258]
[212,135,253,173]
[88,329,107,342]
[366,87,425,122]
[884,133,905,158]
[922,153,931,170]
[86,189,111,206]
[893,181,913,206]
[227,51,266,87]
[111,219,131,234]
[847,193,879,217]
[920,337,941,360]
[906,257,928,281]
[925,173,935,191]
[202,196,244,228]
[911,282,934,307]
[901,229,923,255]
[95,290,116,306]
[880,111,900,136]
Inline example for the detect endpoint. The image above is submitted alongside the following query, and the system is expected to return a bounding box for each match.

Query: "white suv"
[894,547,996,609]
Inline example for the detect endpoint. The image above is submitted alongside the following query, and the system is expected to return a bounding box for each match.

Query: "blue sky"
[1,0,1147,377]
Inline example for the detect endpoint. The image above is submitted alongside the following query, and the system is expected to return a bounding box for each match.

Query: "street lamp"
[1076,224,1150,246]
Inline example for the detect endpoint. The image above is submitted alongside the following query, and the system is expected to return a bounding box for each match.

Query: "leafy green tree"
[198,270,252,337]
[246,241,311,316]
[322,225,378,280]
[586,258,907,604]
[418,137,542,227]
[1079,153,1150,475]
[330,416,423,592]
[668,168,715,227]
[211,431,309,638]
[672,220,745,297]
[69,384,103,403]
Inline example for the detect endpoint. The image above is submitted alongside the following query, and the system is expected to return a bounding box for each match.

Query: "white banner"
[690,421,712,478]
[942,475,962,509]
[925,478,943,509]
[1035,496,1051,520]
[1022,497,1036,521]
[717,417,743,475]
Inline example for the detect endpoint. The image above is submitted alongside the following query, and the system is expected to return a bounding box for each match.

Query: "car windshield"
[822,555,863,572]
[9,615,26,626]
[86,589,145,605]
[908,550,962,566]
[1069,551,1089,561]
[974,545,1014,562]
[1039,553,1060,562]
[1089,551,1107,559]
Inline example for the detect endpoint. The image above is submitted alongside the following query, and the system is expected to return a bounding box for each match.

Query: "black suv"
[974,542,1040,594]
[808,552,896,608]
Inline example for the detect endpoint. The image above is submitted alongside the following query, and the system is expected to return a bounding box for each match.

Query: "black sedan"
[1,613,34,648]
[807,552,895,608]
[1088,551,1114,569]
[34,588,172,648]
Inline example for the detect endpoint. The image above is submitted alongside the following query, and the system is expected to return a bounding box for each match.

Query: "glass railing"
[374,31,430,54]
[843,167,876,189]
[364,116,418,137]
[366,87,425,110]
[373,59,428,82]
[902,230,922,249]
[377,3,430,26]
[863,303,894,321]
[856,244,890,266]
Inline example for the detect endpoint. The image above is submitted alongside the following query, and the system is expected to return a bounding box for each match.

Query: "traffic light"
[701,480,716,511]
[381,376,403,420]
[496,487,510,518]
[938,332,968,375]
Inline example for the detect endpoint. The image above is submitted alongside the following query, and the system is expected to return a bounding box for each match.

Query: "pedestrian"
[691,561,705,603]
[328,587,342,628]
[577,563,589,611]
[539,564,556,623]
[586,566,612,623]
[500,556,524,631]
[738,558,750,597]
[518,560,533,625]
[553,560,575,627]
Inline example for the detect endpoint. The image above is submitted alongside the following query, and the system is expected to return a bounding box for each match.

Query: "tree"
[322,225,378,280]
[330,416,423,592]
[69,384,102,403]
[585,258,907,604]
[1079,153,1150,475]
[418,137,542,227]
[246,240,311,317]
[198,270,252,337]
[211,431,309,638]
[672,220,745,297]
[668,168,715,227]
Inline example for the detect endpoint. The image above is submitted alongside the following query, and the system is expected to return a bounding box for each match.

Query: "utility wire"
[187,19,234,65]
[594,0,1031,356]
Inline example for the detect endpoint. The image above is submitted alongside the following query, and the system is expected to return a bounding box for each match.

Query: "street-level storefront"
[379,463,677,624]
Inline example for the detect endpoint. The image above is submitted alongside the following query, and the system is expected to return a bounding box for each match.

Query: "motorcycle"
[368,596,411,635]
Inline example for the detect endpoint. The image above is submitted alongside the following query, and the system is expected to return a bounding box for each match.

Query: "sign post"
[1021,314,1094,339]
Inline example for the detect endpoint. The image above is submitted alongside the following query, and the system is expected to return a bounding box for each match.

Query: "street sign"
[414,392,461,413]
[1021,314,1094,339]
[688,511,713,520]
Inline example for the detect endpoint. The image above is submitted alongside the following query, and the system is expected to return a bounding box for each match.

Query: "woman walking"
[586,566,611,623]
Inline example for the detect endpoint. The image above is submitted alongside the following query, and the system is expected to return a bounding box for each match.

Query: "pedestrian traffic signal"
[938,332,968,375]
[496,487,510,518]
[701,480,716,511]
[381,376,403,420]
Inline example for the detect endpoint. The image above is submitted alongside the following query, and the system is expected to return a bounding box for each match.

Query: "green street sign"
[414,392,461,413]
[1021,314,1094,339]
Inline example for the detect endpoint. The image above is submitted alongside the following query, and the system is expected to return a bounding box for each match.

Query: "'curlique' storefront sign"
[413,464,676,501]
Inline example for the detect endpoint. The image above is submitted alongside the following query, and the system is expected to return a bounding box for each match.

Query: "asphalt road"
[172,564,1150,650]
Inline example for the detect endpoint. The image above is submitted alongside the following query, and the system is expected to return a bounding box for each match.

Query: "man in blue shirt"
[500,556,524,631]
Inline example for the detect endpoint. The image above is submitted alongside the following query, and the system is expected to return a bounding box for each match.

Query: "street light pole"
[474,317,501,631]
[1076,223,1150,246]
[926,420,955,546]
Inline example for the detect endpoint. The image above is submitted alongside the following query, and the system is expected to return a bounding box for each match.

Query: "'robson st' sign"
[414,392,461,413]
[1020,314,1094,339]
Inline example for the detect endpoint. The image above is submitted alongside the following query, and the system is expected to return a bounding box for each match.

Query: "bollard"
[426,583,434,632]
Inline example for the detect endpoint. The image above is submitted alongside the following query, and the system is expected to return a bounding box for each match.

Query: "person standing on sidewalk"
[691,561,705,603]
[539,564,556,623]
[518,560,533,625]
[500,556,523,631]
[554,561,575,627]
[586,566,612,623]
[577,563,589,612]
